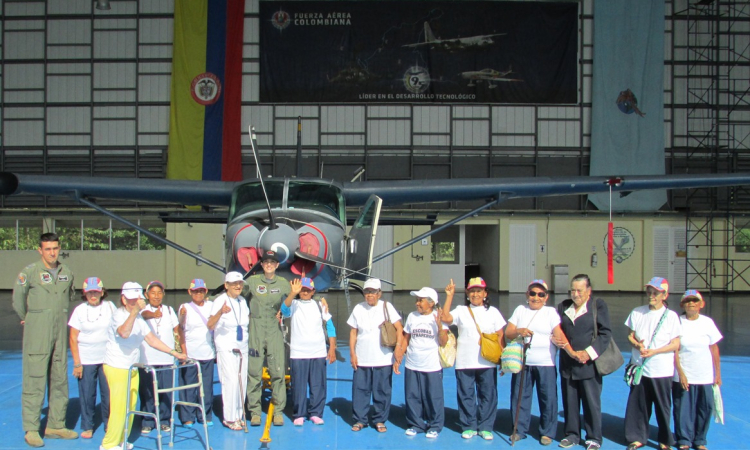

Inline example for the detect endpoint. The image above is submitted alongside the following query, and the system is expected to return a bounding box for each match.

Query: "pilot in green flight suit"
[245,250,290,426]
[12,233,78,448]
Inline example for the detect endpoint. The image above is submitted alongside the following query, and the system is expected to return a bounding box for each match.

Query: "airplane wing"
[0,172,237,206]
[340,173,750,207]
[4,171,750,209]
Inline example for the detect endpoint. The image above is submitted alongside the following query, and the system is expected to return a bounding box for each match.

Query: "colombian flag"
[167,0,244,181]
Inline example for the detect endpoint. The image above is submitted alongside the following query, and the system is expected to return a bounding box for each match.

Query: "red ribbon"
[608,222,614,284]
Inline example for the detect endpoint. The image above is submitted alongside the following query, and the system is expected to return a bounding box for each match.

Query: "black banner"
[259,1,578,104]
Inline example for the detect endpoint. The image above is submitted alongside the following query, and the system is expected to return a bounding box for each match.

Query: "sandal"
[658,445,670,450]
[678,446,690,450]
[80,430,93,439]
[351,422,366,432]
[627,443,644,450]
[222,420,243,431]
[375,423,387,433]
[695,447,708,450]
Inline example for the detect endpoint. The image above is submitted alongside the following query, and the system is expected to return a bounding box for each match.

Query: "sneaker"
[250,415,262,427]
[99,444,134,450]
[510,433,526,442]
[559,438,577,448]
[206,421,214,427]
[585,441,601,450]
[461,430,477,439]
[293,417,304,426]
[479,431,494,441]
[25,432,44,448]
[310,416,324,425]
[45,428,78,439]
[405,428,417,436]
[541,436,553,445]
[425,430,439,439]
[183,422,194,428]
[160,424,171,432]
[141,426,153,434]
[272,414,284,426]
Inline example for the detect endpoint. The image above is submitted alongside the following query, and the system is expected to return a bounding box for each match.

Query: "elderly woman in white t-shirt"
[138,280,180,434]
[68,277,116,439]
[394,286,449,439]
[347,278,404,433]
[673,290,722,450]
[177,278,215,428]
[207,271,250,431]
[505,279,567,445]
[99,282,186,450]
[440,277,506,441]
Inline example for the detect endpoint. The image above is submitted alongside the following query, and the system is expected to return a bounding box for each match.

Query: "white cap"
[121,281,144,300]
[225,271,244,283]
[363,278,381,290]
[410,287,439,304]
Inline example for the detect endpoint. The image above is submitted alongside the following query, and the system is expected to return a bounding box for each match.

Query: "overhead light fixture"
[95,0,111,10]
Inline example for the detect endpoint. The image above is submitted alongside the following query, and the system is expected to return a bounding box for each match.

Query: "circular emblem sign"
[271,9,291,31]
[403,65,430,94]
[190,72,222,105]
[603,227,636,264]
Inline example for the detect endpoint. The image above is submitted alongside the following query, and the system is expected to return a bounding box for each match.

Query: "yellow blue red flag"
[167,0,244,181]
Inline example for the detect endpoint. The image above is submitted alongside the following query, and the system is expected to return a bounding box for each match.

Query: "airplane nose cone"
[257,223,299,265]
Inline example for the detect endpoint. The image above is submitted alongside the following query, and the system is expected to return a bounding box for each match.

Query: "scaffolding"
[673,0,750,292]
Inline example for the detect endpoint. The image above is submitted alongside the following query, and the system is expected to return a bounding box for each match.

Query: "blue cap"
[301,277,315,289]
[645,277,669,293]
[83,277,103,292]
[189,279,207,291]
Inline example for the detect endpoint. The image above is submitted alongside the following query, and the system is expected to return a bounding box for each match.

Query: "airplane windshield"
[229,181,284,221]
[287,181,344,222]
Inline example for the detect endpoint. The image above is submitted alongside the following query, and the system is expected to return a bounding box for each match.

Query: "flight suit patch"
[270,289,280,294]
[58,275,69,282]
[256,285,267,294]
[17,273,27,285]
[40,273,52,284]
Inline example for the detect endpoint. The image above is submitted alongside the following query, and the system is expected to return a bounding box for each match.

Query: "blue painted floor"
[0,348,746,450]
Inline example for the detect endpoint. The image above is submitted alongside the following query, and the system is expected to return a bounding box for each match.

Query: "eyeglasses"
[646,289,664,298]
[363,289,379,295]
[681,298,700,304]
[528,290,547,298]
[300,288,314,293]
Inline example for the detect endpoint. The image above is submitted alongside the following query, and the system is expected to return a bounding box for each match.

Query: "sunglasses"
[363,289,379,295]
[527,290,547,298]
[681,298,700,304]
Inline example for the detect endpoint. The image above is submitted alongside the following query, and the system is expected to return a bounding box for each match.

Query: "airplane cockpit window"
[287,181,344,222]
[230,181,284,221]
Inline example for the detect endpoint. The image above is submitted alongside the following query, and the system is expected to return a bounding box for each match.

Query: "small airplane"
[403,22,505,51]
[3,127,750,292]
[461,66,522,88]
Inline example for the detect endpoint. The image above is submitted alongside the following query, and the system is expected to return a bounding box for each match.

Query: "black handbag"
[591,299,624,376]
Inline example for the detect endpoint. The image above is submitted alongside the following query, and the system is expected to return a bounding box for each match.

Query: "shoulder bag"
[379,301,398,348]
[590,299,624,376]
[624,307,669,386]
[501,307,540,372]
[469,306,502,364]
[438,327,457,368]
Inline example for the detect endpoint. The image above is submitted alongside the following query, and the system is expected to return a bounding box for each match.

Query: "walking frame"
[124,360,211,450]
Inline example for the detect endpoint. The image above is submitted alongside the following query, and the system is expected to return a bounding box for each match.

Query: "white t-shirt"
[508,305,560,367]
[675,314,722,385]
[404,311,448,372]
[140,304,179,365]
[104,307,152,369]
[450,304,506,369]
[625,304,682,378]
[211,293,250,353]
[179,301,216,361]
[347,300,402,367]
[68,300,117,365]
[286,299,331,359]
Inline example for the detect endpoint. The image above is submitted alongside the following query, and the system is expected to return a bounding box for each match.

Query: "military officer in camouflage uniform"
[12,233,78,447]
[246,250,290,426]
